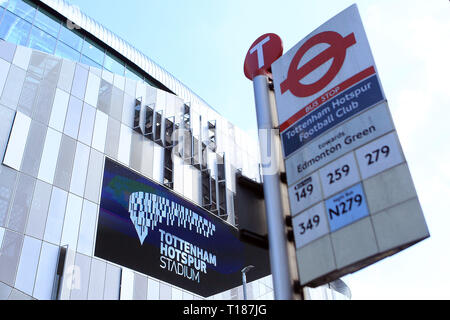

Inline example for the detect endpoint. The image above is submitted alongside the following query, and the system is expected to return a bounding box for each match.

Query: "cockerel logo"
[128,192,215,245]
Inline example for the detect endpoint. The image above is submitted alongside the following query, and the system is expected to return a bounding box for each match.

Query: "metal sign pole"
[252,74,293,300]
[242,271,248,300]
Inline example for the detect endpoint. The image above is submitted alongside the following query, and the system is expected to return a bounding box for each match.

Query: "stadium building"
[0,0,349,300]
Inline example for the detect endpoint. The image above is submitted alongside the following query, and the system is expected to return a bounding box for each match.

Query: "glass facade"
[0,0,350,301]
[0,0,153,87]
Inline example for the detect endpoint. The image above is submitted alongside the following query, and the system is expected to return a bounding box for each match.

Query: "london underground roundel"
[244,33,283,80]
[272,4,385,130]
[280,31,356,98]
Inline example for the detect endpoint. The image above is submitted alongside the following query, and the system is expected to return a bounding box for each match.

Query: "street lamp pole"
[241,265,255,300]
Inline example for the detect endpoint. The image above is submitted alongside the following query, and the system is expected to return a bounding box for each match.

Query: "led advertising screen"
[94,158,270,297]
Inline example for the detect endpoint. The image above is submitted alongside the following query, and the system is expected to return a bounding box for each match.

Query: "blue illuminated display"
[94,158,270,297]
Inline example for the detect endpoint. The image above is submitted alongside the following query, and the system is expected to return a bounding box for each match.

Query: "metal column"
[252,74,293,300]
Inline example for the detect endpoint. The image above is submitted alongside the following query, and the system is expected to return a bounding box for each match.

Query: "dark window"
[192,136,201,169]
[208,120,217,152]
[202,169,212,210]
[164,116,174,148]
[217,154,227,219]
[163,147,173,189]
[210,176,217,213]
[183,129,193,164]
[132,98,142,132]
[201,142,207,169]
[183,104,190,130]
[218,180,227,219]
[153,110,163,145]
[143,105,154,138]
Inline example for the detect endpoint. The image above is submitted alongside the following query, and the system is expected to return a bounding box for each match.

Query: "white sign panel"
[272,3,384,130]
[292,202,329,249]
[271,4,429,287]
[288,171,323,216]
[285,102,394,186]
[319,152,360,198]
[355,132,404,180]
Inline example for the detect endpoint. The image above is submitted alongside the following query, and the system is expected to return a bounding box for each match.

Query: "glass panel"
[38,127,62,184]
[58,59,75,92]
[18,73,40,117]
[77,199,97,256]
[84,72,100,108]
[28,26,56,54]
[58,25,83,51]
[53,134,77,191]
[125,66,143,82]
[129,131,143,171]
[0,166,17,227]
[104,52,124,75]
[49,88,70,132]
[14,236,41,295]
[118,123,131,165]
[33,241,59,300]
[110,86,124,121]
[104,116,120,159]
[104,264,121,300]
[83,148,103,204]
[77,102,96,146]
[0,10,31,46]
[147,278,159,300]
[3,111,31,171]
[71,64,88,100]
[63,95,83,139]
[34,8,60,37]
[43,187,67,245]
[60,193,82,250]
[0,64,26,109]
[133,273,147,300]
[0,230,23,286]
[6,0,36,23]
[119,268,134,300]
[91,110,108,153]
[7,172,35,234]
[69,142,90,197]
[159,282,172,299]
[0,1,8,8]
[33,79,57,126]
[55,41,80,62]
[87,258,105,300]
[25,180,52,239]
[172,287,183,300]
[0,281,12,300]
[80,54,101,69]
[97,78,112,114]
[81,38,104,66]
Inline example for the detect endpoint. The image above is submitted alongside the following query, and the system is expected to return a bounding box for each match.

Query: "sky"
[65,0,450,300]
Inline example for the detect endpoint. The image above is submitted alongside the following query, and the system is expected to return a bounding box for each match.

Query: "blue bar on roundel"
[282,74,384,158]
